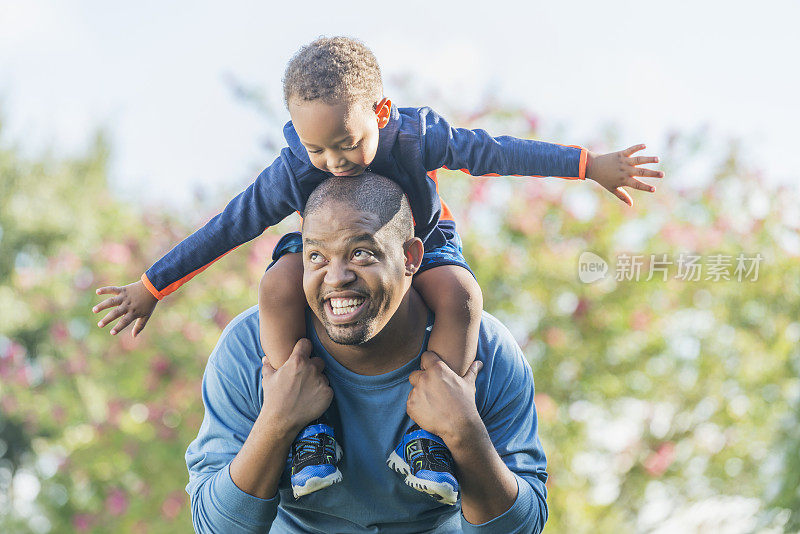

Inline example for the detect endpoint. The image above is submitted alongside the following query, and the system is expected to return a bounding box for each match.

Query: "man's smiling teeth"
[329,297,365,315]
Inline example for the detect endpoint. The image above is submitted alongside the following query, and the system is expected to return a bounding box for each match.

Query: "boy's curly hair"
[283,36,383,109]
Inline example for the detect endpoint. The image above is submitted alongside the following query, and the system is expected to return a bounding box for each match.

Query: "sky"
[1,0,797,210]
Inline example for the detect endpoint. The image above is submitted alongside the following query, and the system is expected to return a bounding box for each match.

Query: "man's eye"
[342,144,360,151]
[309,252,325,263]
[308,149,323,154]
[353,250,372,260]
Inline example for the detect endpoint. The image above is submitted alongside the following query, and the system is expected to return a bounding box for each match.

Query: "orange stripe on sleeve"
[141,273,164,300]
[440,198,454,222]
[426,170,454,222]
[145,247,240,299]
[578,148,588,179]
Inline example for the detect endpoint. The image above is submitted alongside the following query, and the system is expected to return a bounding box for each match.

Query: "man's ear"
[402,237,424,276]
[375,97,391,129]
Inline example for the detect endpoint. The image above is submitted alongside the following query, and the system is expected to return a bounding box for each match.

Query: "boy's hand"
[586,144,664,206]
[93,280,158,337]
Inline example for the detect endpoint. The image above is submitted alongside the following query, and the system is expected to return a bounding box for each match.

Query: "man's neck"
[311,289,429,376]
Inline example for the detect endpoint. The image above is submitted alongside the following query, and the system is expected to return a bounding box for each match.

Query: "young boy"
[93,37,662,504]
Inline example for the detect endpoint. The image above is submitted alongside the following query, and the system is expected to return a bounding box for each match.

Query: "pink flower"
[630,309,651,331]
[150,355,171,377]
[106,488,129,516]
[644,442,675,477]
[100,242,132,265]
[534,393,558,422]
[544,327,566,348]
[161,492,185,520]
[182,322,202,342]
[72,514,93,532]
[523,111,539,133]
[572,298,590,319]
[51,322,70,343]
[213,308,232,330]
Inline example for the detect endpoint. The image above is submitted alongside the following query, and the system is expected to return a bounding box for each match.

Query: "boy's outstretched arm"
[419,108,663,207]
[92,152,302,337]
[586,144,663,206]
[93,281,158,337]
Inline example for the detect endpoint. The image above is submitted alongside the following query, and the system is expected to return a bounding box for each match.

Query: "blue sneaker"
[289,423,343,498]
[387,424,459,505]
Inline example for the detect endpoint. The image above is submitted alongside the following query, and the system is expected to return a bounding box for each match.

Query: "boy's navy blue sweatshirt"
[142,106,587,299]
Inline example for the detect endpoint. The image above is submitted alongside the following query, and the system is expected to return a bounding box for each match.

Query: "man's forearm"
[229,411,296,499]
[444,416,519,525]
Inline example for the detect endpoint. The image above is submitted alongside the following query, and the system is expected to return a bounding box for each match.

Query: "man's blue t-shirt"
[186,306,548,533]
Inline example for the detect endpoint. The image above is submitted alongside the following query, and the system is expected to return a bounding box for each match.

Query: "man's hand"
[407,351,483,444]
[260,339,333,435]
[586,144,664,206]
[93,280,158,337]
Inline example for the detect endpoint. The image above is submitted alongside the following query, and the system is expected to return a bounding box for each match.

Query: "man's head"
[283,37,392,177]
[302,173,423,345]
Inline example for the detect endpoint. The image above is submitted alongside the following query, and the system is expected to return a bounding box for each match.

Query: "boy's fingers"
[92,295,123,313]
[610,186,633,206]
[628,178,656,192]
[98,307,125,328]
[621,144,646,157]
[96,286,122,295]
[631,156,659,165]
[110,314,134,335]
[632,167,664,179]
[132,315,150,337]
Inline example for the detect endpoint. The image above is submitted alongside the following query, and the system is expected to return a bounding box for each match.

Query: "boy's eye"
[342,144,360,151]
[352,249,373,260]
[308,252,325,263]
[308,149,323,154]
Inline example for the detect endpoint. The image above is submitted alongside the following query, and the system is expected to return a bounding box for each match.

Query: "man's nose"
[324,258,356,286]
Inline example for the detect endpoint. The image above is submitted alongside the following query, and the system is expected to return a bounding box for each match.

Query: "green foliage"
[1,109,798,533]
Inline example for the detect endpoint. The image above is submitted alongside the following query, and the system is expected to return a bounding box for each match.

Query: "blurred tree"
[0,100,798,533]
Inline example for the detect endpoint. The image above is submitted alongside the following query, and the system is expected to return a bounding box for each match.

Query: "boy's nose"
[327,153,347,171]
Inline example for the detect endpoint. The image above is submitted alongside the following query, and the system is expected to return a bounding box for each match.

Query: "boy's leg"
[387,235,483,506]
[412,264,483,377]
[262,232,342,498]
[259,251,306,368]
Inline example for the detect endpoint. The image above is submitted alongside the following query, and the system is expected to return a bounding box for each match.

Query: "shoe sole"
[292,468,343,498]
[386,451,458,506]
[291,443,343,499]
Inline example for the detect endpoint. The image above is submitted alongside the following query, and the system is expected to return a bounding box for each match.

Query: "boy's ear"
[375,97,391,129]
[403,237,424,275]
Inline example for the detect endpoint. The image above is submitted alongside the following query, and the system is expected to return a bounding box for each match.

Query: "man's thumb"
[465,360,483,385]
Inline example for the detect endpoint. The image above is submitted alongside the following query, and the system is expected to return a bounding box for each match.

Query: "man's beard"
[322,317,372,345]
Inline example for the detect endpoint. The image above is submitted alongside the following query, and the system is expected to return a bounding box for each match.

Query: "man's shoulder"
[477,310,525,360]
[475,311,535,412]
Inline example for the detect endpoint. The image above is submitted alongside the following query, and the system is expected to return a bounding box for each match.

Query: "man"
[185,173,549,532]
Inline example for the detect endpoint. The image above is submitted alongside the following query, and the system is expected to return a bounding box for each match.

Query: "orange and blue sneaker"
[289,422,343,498]
[387,424,459,505]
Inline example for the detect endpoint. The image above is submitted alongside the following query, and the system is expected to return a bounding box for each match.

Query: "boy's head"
[283,37,391,177]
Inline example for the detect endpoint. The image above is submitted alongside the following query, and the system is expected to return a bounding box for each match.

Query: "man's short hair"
[303,173,414,243]
[283,36,383,109]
